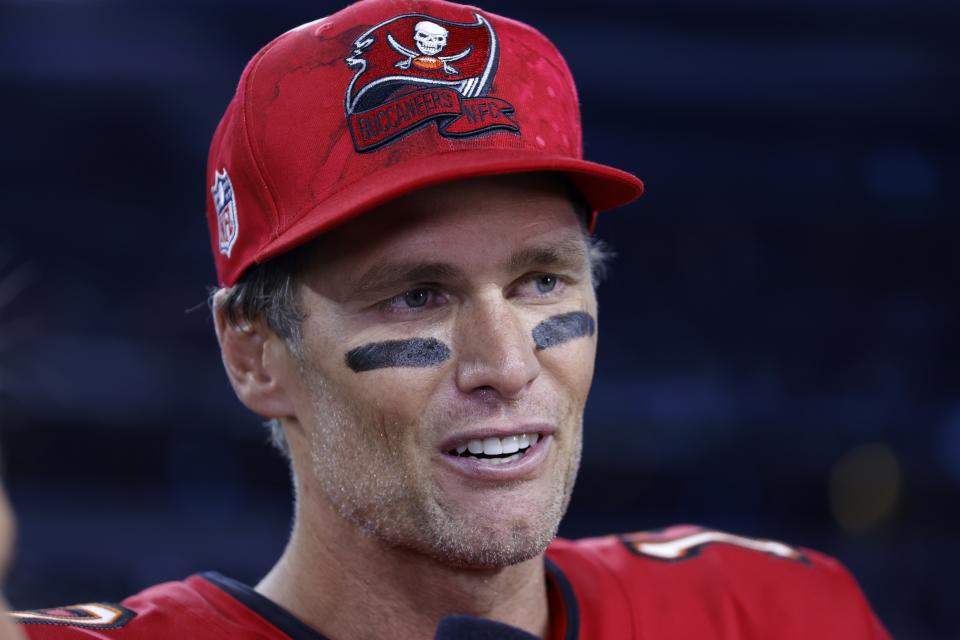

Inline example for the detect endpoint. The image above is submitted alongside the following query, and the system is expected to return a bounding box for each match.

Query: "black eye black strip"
[532,312,596,350]
[345,337,451,372]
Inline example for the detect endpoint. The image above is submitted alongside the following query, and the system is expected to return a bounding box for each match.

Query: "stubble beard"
[302,369,583,569]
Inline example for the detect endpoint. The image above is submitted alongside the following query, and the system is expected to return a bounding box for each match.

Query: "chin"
[415,489,571,569]
[417,517,559,570]
[410,451,581,569]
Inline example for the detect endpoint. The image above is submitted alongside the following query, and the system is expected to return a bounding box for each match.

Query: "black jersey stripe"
[201,572,332,640]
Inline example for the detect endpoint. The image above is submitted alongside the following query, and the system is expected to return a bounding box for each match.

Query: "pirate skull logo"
[414,21,447,55]
[388,21,472,74]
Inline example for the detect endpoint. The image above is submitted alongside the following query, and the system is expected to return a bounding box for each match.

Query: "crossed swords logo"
[387,20,472,75]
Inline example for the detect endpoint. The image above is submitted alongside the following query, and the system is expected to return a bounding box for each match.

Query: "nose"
[454,293,541,400]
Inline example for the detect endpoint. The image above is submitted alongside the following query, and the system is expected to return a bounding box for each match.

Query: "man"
[11,0,889,638]
[0,487,23,640]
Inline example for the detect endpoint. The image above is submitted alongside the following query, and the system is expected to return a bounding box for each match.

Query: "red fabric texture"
[16,576,286,639]
[546,528,891,639]
[16,527,890,639]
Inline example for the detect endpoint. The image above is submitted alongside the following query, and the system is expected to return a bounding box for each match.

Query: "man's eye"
[404,288,430,308]
[535,274,558,294]
[382,287,446,313]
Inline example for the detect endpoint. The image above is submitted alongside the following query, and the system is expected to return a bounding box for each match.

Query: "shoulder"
[546,525,890,640]
[10,573,288,640]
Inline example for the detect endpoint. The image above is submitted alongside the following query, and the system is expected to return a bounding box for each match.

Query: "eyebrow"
[506,237,588,274]
[352,261,465,295]
[350,237,588,296]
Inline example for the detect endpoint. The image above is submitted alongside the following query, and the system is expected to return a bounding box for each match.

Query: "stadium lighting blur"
[829,443,901,534]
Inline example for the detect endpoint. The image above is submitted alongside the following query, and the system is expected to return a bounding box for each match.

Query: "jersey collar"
[203,558,581,640]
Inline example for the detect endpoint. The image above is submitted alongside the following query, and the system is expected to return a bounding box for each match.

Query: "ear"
[212,291,298,419]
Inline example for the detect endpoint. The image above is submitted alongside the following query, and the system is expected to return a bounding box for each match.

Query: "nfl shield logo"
[211,169,238,257]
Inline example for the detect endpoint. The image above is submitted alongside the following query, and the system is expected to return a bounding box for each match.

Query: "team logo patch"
[344,12,519,152]
[211,168,239,258]
[10,603,136,629]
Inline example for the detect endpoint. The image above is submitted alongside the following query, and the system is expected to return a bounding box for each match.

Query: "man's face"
[285,174,597,568]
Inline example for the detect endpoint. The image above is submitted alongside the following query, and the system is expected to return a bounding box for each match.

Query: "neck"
[256,484,551,640]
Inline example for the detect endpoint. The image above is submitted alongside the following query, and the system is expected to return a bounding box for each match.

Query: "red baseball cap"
[207,0,644,287]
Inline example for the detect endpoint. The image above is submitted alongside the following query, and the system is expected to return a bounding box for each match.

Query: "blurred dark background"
[1,0,957,637]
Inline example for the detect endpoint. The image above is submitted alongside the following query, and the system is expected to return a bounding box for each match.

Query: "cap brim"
[255,148,644,264]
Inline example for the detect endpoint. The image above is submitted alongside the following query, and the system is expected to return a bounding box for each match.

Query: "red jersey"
[12,526,890,639]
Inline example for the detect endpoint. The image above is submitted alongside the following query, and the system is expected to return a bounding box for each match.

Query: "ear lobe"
[212,295,297,419]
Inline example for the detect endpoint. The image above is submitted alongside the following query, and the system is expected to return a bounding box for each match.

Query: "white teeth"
[450,433,542,458]
[482,437,503,456]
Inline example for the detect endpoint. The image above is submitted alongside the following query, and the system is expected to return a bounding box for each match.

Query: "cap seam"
[240,35,292,253]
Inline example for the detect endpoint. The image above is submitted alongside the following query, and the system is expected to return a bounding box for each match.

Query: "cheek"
[528,308,598,401]
[340,367,448,441]
[537,333,596,403]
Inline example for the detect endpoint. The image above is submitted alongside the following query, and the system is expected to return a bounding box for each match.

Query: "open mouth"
[446,433,540,465]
